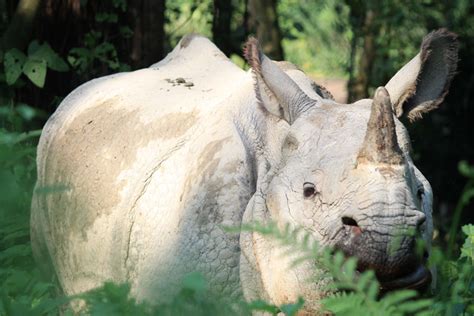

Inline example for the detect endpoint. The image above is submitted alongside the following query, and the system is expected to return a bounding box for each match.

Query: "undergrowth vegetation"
[0,122,473,315]
[239,220,474,315]
[0,1,473,315]
[1,42,474,316]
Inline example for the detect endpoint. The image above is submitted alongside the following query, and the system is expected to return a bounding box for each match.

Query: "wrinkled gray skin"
[31,30,458,314]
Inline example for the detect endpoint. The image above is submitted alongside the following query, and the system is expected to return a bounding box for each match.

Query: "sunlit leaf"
[356,270,376,292]
[341,257,357,281]
[380,290,418,307]
[396,299,433,313]
[22,59,47,87]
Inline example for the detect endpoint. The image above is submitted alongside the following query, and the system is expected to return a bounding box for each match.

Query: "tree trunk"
[129,0,166,68]
[347,30,358,102]
[0,0,41,55]
[212,0,234,56]
[348,9,376,101]
[247,0,284,60]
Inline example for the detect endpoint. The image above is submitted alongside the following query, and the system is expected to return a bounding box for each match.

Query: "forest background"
[0,0,473,315]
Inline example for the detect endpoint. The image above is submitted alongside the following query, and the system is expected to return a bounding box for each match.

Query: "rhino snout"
[334,210,430,291]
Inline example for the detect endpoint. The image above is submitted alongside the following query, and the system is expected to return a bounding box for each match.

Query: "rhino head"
[239,29,458,311]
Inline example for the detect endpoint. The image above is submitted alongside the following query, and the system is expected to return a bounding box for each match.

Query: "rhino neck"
[233,97,291,194]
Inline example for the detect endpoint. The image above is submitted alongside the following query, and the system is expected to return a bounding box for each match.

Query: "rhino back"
[31,35,254,300]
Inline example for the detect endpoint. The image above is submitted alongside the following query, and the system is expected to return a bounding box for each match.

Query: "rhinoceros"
[31,29,458,313]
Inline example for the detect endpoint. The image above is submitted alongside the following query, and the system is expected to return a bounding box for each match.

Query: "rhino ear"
[244,37,314,124]
[385,29,458,122]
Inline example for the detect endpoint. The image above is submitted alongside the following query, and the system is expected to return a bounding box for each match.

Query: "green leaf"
[440,260,459,279]
[27,40,41,55]
[246,300,279,314]
[322,293,364,315]
[22,59,47,88]
[461,224,474,261]
[367,279,379,300]
[332,281,357,291]
[0,244,31,261]
[30,282,53,297]
[341,257,358,281]
[31,296,71,315]
[46,53,69,72]
[0,129,42,146]
[356,270,376,292]
[29,42,69,72]
[459,161,474,178]
[396,298,433,313]
[119,26,133,39]
[1,228,29,243]
[4,49,26,85]
[332,251,345,274]
[279,297,304,316]
[15,103,42,121]
[380,289,418,307]
[112,0,126,11]
[95,12,118,23]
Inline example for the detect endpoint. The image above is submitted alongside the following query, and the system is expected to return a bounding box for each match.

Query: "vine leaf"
[28,41,69,72]
[23,59,47,88]
[4,49,26,85]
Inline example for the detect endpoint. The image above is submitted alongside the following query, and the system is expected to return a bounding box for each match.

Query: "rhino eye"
[303,182,317,198]
[283,135,299,152]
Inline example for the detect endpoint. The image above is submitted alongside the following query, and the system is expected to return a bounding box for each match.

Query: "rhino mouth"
[334,223,432,293]
[351,258,432,293]
[378,264,431,292]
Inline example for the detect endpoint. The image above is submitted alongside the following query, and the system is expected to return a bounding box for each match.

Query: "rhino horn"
[357,87,404,165]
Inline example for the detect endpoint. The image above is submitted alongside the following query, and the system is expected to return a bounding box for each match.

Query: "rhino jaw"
[334,219,431,293]
[379,264,431,292]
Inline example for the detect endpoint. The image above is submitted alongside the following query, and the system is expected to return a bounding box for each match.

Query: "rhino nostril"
[342,216,362,236]
[342,216,358,227]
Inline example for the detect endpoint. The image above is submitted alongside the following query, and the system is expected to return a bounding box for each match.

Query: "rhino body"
[31,32,458,312]
[32,36,253,300]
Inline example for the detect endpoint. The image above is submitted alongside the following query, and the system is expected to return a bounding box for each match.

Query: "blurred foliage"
[0,109,60,315]
[165,0,213,48]
[67,1,131,77]
[254,221,474,315]
[279,0,352,77]
[4,41,68,87]
[238,221,474,315]
[63,272,304,315]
